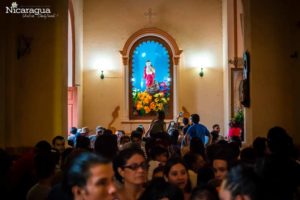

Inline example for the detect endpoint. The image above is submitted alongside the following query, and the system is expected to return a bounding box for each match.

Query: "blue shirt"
[186,123,210,144]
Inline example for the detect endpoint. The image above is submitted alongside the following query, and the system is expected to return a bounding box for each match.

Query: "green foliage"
[234,109,244,125]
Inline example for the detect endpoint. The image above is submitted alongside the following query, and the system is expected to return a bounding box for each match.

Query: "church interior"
[0,0,300,199]
[1,0,299,148]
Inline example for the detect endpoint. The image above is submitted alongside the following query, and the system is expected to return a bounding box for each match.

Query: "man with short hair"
[185,114,211,146]
[52,136,65,154]
[67,152,117,200]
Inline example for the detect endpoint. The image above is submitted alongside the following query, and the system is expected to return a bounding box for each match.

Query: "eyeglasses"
[123,162,149,171]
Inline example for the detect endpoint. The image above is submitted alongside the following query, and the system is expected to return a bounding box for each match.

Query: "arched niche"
[120,28,182,120]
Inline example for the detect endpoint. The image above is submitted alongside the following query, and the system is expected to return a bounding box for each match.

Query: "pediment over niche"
[120,27,182,66]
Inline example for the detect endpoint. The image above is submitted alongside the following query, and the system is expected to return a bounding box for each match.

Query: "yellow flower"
[158,103,163,110]
[144,106,150,113]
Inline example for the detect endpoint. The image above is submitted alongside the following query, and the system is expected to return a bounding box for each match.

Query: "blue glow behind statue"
[132,40,170,91]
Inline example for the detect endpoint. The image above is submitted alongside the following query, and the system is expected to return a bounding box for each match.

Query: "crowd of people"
[0,111,300,200]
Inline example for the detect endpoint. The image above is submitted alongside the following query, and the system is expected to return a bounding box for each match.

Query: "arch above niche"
[120,27,182,66]
[120,27,182,122]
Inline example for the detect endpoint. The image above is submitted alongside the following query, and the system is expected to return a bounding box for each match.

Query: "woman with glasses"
[164,157,191,200]
[113,147,148,200]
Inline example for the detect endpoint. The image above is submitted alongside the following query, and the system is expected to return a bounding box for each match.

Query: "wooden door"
[68,87,78,134]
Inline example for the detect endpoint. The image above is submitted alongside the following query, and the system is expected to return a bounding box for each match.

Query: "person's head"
[34,140,52,154]
[219,165,261,200]
[190,114,200,124]
[136,125,145,135]
[34,152,57,180]
[190,185,219,200]
[113,147,147,185]
[96,126,106,135]
[146,60,151,67]
[67,152,116,200]
[76,136,91,150]
[164,157,189,191]
[120,135,131,145]
[52,136,65,154]
[70,127,78,135]
[211,131,220,144]
[81,127,90,136]
[94,133,118,161]
[130,130,143,145]
[209,143,236,182]
[252,137,268,157]
[138,178,184,200]
[212,124,220,133]
[213,159,227,181]
[150,146,169,164]
[183,152,206,173]
[267,126,293,156]
[157,111,165,121]
[182,117,189,126]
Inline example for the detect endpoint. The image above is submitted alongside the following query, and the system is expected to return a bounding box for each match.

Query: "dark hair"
[164,157,186,177]
[157,111,165,121]
[136,126,145,134]
[149,146,169,160]
[190,185,219,200]
[267,126,293,155]
[139,178,184,200]
[70,127,77,135]
[182,117,189,125]
[66,152,111,196]
[130,130,142,140]
[183,152,200,170]
[190,114,200,123]
[94,133,118,160]
[52,135,65,145]
[222,165,262,200]
[252,137,267,157]
[164,157,191,192]
[75,136,90,150]
[113,147,145,183]
[212,124,219,129]
[211,131,219,143]
[34,140,52,153]
[34,152,57,179]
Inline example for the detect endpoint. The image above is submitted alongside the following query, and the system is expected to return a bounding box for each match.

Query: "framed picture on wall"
[231,68,243,117]
[240,51,250,107]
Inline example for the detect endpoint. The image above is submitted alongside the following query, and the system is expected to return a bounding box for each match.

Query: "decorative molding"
[120,27,182,66]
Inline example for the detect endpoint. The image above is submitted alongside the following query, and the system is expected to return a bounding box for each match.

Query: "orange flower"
[150,102,156,110]
[143,97,150,104]
[136,101,143,110]
[144,106,150,113]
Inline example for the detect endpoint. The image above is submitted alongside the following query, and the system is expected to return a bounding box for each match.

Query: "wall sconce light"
[100,70,104,79]
[199,68,204,77]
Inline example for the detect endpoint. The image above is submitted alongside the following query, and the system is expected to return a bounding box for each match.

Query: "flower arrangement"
[132,82,170,116]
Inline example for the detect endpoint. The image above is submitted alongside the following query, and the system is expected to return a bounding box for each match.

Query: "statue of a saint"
[144,60,155,88]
